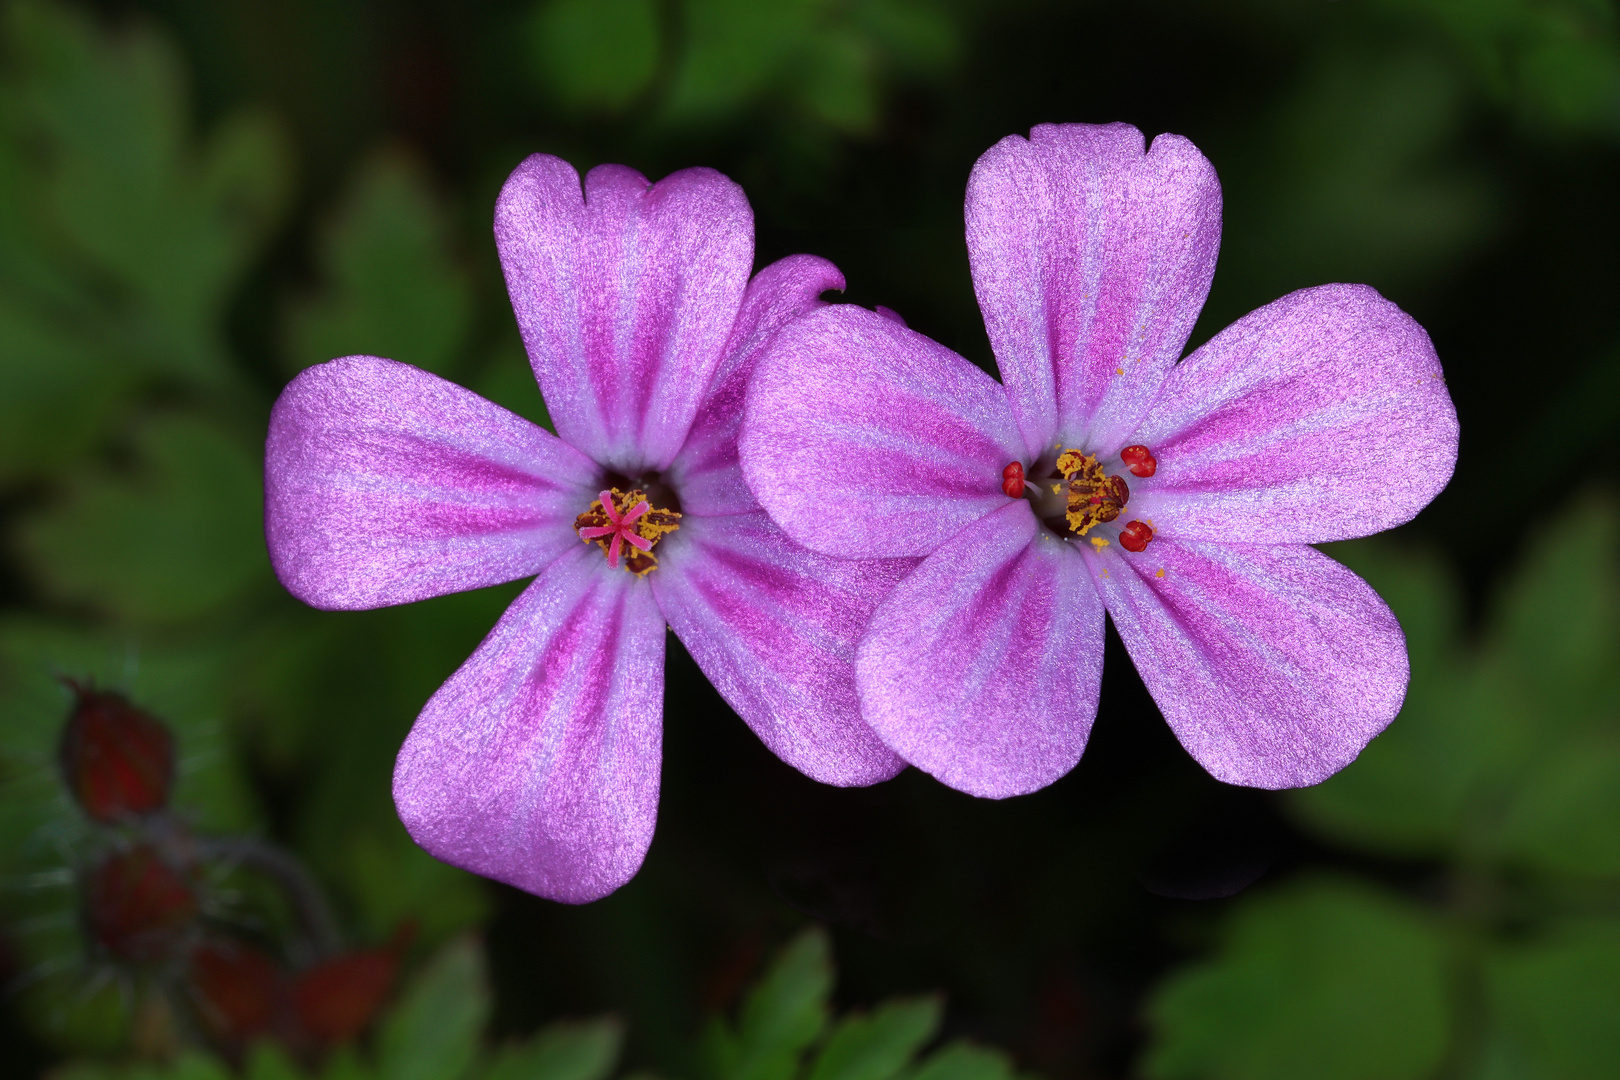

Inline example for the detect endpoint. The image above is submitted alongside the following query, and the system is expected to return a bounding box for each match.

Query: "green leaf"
[1479,918,1620,1079]
[1486,492,1620,726]
[0,294,134,481]
[485,1017,625,1080]
[807,996,942,1080]
[904,1042,1014,1080]
[377,936,492,1080]
[711,927,834,1080]
[1232,47,1498,297]
[1497,736,1620,876]
[284,148,472,379]
[1,0,291,389]
[15,414,269,626]
[528,0,661,113]
[1298,497,1620,873]
[344,824,491,947]
[1291,540,1490,854]
[1143,878,1450,1080]
[247,1042,310,1080]
[659,0,955,136]
[1382,0,1620,137]
[471,337,553,433]
[319,1046,376,1080]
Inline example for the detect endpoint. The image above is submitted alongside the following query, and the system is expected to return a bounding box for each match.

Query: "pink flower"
[265,157,909,902]
[739,124,1459,798]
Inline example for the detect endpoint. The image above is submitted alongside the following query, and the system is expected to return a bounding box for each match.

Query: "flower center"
[574,488,681,576]
[1001,444,1158,553]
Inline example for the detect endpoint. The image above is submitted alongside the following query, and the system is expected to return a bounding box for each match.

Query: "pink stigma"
[577,490,654,568]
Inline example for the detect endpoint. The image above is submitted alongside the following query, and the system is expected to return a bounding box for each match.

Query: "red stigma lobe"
[1120,445,1157,478]
[1001,461,1026,498]
[577,489,654,569]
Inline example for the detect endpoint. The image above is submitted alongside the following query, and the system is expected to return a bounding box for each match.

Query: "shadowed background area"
[2,1,1619,1078]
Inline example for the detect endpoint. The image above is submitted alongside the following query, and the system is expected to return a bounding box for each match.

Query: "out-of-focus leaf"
[1381,0,1620,137]
[376,936,491,1080]
[1479,918,1620,1079]
[1297,497,1620,873]
[806,996,942,1080]
[471,338,553,433]
[284,149,472,379]
[13,975,133,1058]
[1233,48,1497,297]
[485,1017,624,1080]
[1480,495,1620,875]
[660,0,954,136]
[246,1043,308,1080]
[708,927,833,1080]
[1497,738,1620,876]
[319,1046,375,1080]
[1143,878,1450,1080]
[1291,541,1495,854]
[0,294,133,481]
[343,824,490,947]
[16,414,268,626]
[904,1042,1015,1080]
[0,0,291,390]
[527,0,660,113]
[50,1050,238,1080]
[1486,493,1620,722]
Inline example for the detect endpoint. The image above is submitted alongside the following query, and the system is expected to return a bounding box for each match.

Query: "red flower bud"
[85,845,197,965]
[188,940,286,1046]
[59,684,176,823]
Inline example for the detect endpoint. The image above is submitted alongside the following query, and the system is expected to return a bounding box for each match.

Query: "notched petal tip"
[495,152,754,472]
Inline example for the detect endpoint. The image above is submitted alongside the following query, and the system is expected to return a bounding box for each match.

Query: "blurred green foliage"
[1143,496,1620,1079]
[525,0,955,135]
[47,929,1023,1080]
[0,0,289,479]
[283,149,474,381]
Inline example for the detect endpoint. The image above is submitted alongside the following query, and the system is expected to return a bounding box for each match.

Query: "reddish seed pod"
[1001,461,1025,498]
[85,844,198,965]
[294,948,400,1046]
[60,684,176,823]
[188,940,286,1046]
[1119,520,1154,553]
[293,923,412,1046]
[1120,445,1157,478]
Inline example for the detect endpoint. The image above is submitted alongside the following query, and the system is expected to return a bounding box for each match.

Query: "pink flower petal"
[740,305,1025,559]
[1085,537,1407,788]
[495,156,753,473]
[857,502,1105,799]
[967,123,1221,457]
[265,356,597,611]
[650,511,913,786]
[1127,284,1459,544]
[667,254,846,518]
[392,546,665,903]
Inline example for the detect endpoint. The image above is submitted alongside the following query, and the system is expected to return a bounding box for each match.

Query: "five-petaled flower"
[739,123,1459,798]
[265,157,909,903]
